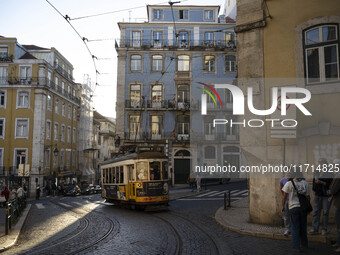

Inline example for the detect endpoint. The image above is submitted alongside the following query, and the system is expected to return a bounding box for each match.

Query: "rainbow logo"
[197,82,223,107]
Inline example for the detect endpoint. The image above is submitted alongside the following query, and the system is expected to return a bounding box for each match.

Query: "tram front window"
[137,162,148,180]
[149,161,161,180]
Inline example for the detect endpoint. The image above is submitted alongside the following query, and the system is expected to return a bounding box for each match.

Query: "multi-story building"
[115,4,238,185]
[235,0,340,224]
[93,111,116,184]
[0,36,80,197]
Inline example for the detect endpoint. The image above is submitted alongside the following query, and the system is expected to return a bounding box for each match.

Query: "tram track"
[28,199,120,255]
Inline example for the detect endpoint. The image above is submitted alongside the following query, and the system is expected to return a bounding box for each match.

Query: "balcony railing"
[3,77,80,105]
[55,64,74,82]
[115,39,236,50]
[0,54,13,62]
[125,99,196,110]
[191,132,239,142]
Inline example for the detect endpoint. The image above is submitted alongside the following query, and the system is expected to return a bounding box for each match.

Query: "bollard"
[5,202,8,235]
[224,192,227,210]
[228,190,231,207]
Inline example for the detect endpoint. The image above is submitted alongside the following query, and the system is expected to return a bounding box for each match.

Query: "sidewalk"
[215,198,337,244]
[0,204,31,252]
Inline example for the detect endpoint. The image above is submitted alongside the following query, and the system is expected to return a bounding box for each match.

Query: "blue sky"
[1,0,225,117]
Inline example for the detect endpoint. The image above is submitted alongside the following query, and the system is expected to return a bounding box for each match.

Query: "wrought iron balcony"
[0,54,13,62]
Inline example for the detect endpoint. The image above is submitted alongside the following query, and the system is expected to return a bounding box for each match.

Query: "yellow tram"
[100,150,169,210]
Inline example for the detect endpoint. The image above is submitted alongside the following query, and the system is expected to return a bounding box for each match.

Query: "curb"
[214,204,334,244]
[0,204,32,252]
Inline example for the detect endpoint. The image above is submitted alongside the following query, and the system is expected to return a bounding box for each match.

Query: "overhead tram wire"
[45,0,101,91]
[68,0,188,21]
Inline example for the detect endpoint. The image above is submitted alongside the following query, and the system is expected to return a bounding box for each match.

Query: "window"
[129,115,140,139]
[130,84,141,107]
[73,128,76,143]
[0,67,8,84]
[45,148,50,168]
[55,99,59,114]
[177,84,189,103]
[225,31,236,46]
[132,31,141,47]
[54,123,59,141]
[152,85,162,104]
[47,71,52,86]
[53,148,58,168]
[204,10,213,20]
[61,125,65,141]
[67,126,71,143]
[73,108,76,121]
[225,55,236,72]
[72,150,76,166]
[15,119,29,138]
[17,91,29,108]
[204,32,214,45]
[179,9,188,20]
[60,149,64,168]
[152,55,163,71]
[67,85,71,95]
[14,149,27,170]
[73,89,75,97]
[153,31,163,47]
[62,102,65,116]
[151,116,162,139]
[131,54,142,71]
[68,69,72,80]
[19,66,31,83]
[61,81,65,94]
[46,120,51,139]
[66,149,71,168]
[47,94,52,111]
[153,9,163,20]
[55,58,59,67]
[149,161,161,180]
[177,115,189,136]
[304,24,339,84]
[225,116,237,137]
[225,89,233,104]
[55,76,59,90]
[0,91,6,107]
[204,55,215,72]
[178,31,189,48]
[205,146,216,159]
[204,116,215,136]
[137,162,148,180]
[0,148,4,169]
[68,104,72,119]
[0,119,5,138]
[177,55,190,71]
[0,47,8,59]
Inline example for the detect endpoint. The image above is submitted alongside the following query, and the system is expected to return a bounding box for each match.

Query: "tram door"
[127,164,135,199]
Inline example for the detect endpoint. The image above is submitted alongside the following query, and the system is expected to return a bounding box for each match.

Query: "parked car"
[94,185,102,194]
[65,185,81,196]
[81,184,95,195]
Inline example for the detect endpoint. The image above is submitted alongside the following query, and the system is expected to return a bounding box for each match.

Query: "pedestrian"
[0,187,9,207]
[282,170,311,252]
[280,171,291,236]
[309,158,333,235]
[188,173,195,192]
[195,174,201,192]
[36,184,41,200]
[329,159,340,252]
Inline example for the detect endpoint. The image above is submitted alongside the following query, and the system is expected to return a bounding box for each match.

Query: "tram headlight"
[163,183,169,195]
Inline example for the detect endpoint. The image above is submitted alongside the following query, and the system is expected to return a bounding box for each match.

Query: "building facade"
[235,0,340,224]
[115,4,238,185]
[0,37,80,197]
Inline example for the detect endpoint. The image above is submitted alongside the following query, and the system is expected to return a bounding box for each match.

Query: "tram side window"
[120,166,124,183]
[128,164,135,181]
[102,168,106,184]
[116,167,120,184]
[112,167,116,183]
[107,168,111,183]
[137,162,148,180]
[162,162,168,180]
[149,161,161,180]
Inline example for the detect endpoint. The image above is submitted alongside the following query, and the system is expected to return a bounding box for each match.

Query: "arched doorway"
[174,150,191,184]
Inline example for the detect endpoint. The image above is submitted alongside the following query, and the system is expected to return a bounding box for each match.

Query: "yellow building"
[235,0,340,224]
[0,36,80,197]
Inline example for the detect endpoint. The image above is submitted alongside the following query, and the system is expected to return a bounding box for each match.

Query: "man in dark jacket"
[309,158,333,235]
[330,159,340,252]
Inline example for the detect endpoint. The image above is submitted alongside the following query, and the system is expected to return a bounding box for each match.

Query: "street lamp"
[53,147,59,157]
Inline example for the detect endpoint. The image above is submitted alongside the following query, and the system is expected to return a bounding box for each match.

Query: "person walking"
[282,171,311,252]
[280,172,291,236]
[195,174,201,192]
[310,158,333,235]
[188,173,195,192]
[329,159,340,252]
[36,184,41,200]
[1,187,9,206]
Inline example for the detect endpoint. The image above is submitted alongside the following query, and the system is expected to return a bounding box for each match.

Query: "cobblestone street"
[1,182,338,255]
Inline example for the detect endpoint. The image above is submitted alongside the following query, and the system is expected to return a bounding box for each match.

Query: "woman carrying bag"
[282,171,311,252]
